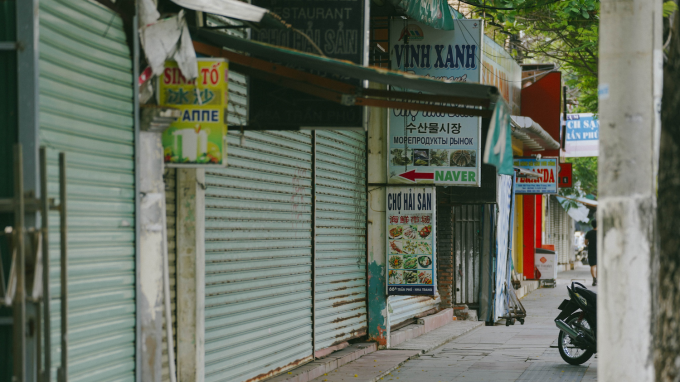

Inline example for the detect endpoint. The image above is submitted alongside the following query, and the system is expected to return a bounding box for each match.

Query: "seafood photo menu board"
[386,187,436,295]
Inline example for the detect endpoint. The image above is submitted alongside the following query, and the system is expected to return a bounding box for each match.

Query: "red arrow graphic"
[398,170,434,182]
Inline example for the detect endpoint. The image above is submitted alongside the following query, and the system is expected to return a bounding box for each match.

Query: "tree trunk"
[655,6,680,381]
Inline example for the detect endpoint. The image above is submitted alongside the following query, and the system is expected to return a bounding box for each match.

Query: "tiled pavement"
[311,264,598,382]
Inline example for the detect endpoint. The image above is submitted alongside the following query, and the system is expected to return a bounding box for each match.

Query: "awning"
[171,0,273,24]
[189,27,500,122]
[510,116,560,151]
[514,166,543,179]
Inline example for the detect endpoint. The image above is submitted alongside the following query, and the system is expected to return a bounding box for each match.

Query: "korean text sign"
[388,20,482,186]
[514,158,558,194]
[160,59,228,167]
[386,187,436,296]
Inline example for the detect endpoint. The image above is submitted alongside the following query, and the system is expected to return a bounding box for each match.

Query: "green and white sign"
[388,20,483,186]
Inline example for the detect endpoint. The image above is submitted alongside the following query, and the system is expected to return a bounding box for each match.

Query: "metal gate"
[203,130,314,382]
[313,131,367,351]
[453,205,483,305]
[39,0,136,379]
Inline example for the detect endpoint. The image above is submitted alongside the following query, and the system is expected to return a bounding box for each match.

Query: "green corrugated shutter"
[314,131,368,350]
[203,130,314,382]
[38,0,135,380]
[162,168,178,382]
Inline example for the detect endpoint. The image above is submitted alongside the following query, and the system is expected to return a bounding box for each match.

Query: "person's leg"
[591,265,596,278]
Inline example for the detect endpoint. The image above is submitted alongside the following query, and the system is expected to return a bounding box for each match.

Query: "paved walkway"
[394,264,598,382]
[311,264,598,382]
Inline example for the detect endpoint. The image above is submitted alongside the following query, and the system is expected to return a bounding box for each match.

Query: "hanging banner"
[159,58,228,167]
[388,19,482,186]
[514,157,558,194]
[386,187,437,296]
[483,99,513,175]
[563,113,599,157]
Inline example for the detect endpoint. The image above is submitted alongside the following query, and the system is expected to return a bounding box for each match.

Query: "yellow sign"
[160,58,228,166]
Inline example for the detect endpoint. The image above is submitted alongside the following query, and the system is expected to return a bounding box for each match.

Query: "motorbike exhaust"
[555,319,595,348]
[555,319,580,338]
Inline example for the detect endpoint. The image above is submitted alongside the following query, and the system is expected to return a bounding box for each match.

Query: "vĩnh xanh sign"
[514,157,559,194]
[160,58,228,167]
[386,187,437,296]
[388,19,483,186]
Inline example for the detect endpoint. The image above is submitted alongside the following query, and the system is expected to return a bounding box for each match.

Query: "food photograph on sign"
[159,59,229,167]
[387,20,482,186]
[386,187,436,295]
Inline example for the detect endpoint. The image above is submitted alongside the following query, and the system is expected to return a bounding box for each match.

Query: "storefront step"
[390,308,454,348]
[268,343,378,382]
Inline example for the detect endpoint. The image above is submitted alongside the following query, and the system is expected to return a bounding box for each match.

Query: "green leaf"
[663,0,678,18]
[582,10,590,18]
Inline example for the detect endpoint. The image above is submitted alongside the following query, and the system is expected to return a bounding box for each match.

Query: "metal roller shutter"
[313,130,368,351]
[38,0,135,380]
[162,168,178,382]
[203,130,314,382]
[453,205,482,305]
[389,295,441,328]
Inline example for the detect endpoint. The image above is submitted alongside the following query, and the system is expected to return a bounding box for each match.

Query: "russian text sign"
[160,59,228,167]
[388,20,482,186]
[386,187,436,296]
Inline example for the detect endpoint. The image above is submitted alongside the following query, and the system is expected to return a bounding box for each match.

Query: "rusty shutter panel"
[313,130,368,352]
[203,130,314,382]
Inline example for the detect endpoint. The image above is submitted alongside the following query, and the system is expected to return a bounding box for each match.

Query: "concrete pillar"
[139,132,166,382]
[598,0,662,380]
[176,169,205,382]
[366,83,390,348]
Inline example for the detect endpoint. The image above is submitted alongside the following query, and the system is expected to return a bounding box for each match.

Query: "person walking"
[584,220,597,286]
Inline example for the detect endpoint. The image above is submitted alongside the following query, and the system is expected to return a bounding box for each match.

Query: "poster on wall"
[386,187,436,296]
[514,157,559,194]
[388,19,482,186]
[159,59,228,167]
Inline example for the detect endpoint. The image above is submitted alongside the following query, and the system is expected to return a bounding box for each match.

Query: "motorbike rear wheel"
[558,313,595,365]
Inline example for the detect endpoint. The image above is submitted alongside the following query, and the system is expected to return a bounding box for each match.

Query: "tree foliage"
[559,156,598,198]
[463,0,600,112]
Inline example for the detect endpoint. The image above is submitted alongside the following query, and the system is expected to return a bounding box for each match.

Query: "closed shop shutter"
[313,130,368,351]
[389,295,441,328]
[203,130,314,382]
[162,169,178,382]
[38,0,135,380]
[453,205,482,305]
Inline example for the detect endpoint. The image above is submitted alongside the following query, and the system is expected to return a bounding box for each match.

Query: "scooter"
[554,282,597,365]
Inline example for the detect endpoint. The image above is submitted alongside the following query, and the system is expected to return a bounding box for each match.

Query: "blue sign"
[564,113,599,157]
[514,158,558,194]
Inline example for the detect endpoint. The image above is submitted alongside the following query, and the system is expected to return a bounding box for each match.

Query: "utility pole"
[598,0,662,380]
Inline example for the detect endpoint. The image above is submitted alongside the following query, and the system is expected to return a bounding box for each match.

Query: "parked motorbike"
[554,282,597,365]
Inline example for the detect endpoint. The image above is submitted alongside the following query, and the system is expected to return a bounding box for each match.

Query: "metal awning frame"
[510,116,560,152]
[190,28,500,129]
[514,166,542,179]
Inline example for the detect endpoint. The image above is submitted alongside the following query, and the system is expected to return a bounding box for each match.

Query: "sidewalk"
[303,264,597,382]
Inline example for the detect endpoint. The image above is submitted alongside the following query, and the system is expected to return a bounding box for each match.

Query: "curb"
[390,320,484,354]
